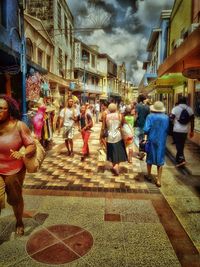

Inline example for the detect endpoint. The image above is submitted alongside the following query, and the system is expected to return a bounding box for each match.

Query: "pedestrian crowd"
[0,93,194,236]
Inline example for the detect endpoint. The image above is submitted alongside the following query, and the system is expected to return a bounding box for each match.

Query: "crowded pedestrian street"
[0,121,200,267]
[1,0,200,266]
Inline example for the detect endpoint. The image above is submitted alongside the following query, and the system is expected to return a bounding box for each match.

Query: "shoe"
[66,151,71,156]
[70,151,74,157]
[175,161,186,167]
[112,167,119,176]
[155,180,161,187]
[144,174,152,182]
[136,152,145,160]
[81,156,85,162]
[15,223,24,236]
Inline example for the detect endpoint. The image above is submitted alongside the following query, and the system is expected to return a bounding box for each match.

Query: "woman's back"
[106,112,121,143]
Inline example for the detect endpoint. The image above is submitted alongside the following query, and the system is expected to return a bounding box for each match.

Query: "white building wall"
[53,0,74,78]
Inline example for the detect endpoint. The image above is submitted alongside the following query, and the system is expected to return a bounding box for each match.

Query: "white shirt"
[95,103,100,112]
[172,104,194,133]
[60,107,76,127]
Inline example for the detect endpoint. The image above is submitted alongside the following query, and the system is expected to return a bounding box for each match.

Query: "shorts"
[0,167,26,208]
[63,126,75,139]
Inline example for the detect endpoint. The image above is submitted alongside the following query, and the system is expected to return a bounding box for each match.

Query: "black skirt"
[106,140,128,164]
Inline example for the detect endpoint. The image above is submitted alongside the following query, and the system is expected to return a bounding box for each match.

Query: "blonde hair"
[108,103,117,113]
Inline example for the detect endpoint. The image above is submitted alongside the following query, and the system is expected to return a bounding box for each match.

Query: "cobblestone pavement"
[24,123,160,194]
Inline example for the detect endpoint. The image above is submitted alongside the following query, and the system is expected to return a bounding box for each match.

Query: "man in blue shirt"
[135,94,150,160]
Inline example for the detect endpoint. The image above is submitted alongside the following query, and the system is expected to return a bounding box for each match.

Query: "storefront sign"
[156,88,173,94]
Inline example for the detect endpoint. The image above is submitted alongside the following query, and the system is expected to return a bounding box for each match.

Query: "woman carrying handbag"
[102,103,127,176]
[143,101,169,187]
[0,95,36,236]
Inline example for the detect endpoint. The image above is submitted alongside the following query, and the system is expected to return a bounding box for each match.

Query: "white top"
[106,112,122,143]
[95,103,100,112]
[60,107,77,127]
[172,104,194,133]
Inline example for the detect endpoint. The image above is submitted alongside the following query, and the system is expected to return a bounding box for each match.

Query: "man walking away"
[171,96,194,167]
[58,98,77,156]
[135,94,150,160]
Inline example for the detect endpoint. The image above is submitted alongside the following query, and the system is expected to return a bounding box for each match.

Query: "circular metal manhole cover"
[26,224,93,265]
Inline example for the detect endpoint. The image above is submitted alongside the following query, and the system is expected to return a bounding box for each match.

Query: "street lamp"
[81,54,88,104]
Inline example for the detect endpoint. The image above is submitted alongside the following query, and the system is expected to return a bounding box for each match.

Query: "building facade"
[139,10,172,111]
[26,0,74,102]
[73,39,104,103]
[97,53,118,102]
[158,0,200,145]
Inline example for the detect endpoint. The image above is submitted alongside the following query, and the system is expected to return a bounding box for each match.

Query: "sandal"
[15,226,24,236]
[144,174,152,182]
[112,167,119,176]
[155,180,161,187]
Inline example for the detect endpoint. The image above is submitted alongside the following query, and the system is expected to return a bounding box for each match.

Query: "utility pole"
[82,54,88,104]
[19,1,28,123]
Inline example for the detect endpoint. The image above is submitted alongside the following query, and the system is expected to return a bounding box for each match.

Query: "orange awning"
[158,26,200,79]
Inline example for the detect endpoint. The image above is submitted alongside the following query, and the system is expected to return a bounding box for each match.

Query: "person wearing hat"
[143,101,169,187]
[102,103,127,175]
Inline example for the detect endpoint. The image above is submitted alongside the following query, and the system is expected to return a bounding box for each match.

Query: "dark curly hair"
[0,94,21,120]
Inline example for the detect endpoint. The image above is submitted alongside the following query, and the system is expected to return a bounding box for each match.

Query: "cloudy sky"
[67,0,174,85]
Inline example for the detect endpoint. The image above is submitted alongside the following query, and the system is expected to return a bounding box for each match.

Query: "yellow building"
[158,0,200,145]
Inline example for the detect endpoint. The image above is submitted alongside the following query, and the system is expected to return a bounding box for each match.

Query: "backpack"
[178,107,190,125]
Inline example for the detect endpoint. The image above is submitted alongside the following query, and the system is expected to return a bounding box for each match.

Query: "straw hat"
[108,103,117,113]
[150,101,166,113]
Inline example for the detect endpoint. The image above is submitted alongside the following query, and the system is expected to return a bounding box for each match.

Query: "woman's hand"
[10,149,24,159]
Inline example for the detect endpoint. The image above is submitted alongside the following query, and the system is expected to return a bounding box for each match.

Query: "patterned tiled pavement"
[24,123,160,194]
[1,122,200,266]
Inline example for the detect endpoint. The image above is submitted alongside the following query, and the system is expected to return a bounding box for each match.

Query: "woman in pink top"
[0,95,36,236]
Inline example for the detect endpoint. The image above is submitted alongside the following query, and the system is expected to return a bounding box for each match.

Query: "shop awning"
[158,26,200,79]
[143,73,186,93]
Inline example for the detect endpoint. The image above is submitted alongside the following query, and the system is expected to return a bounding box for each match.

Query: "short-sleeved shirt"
[172,104,194,133]
[0,121,34,175]
[125,115,134,128]
[136,103,150,128]
[60,107,76,127]
[94,103,100,112]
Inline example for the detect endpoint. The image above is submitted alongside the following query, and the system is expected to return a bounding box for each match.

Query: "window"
[91,55,95,68]
[65,16,68,42]
[26,38,33,60]
[65,55,68,78]
[37,49,43,66]
[57,2,62,30]
[0,1,6,27]
[81,50,90,62]
[58,48,63,76]
[46,55,51,72]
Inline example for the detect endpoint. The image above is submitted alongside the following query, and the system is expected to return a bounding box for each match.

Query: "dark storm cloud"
[67,0,174,84]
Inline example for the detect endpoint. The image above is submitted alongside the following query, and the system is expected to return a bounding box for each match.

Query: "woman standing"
[143,101,169,187]
[102,103,127,175]
[0,95,36,236]
[78,105,93,161]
